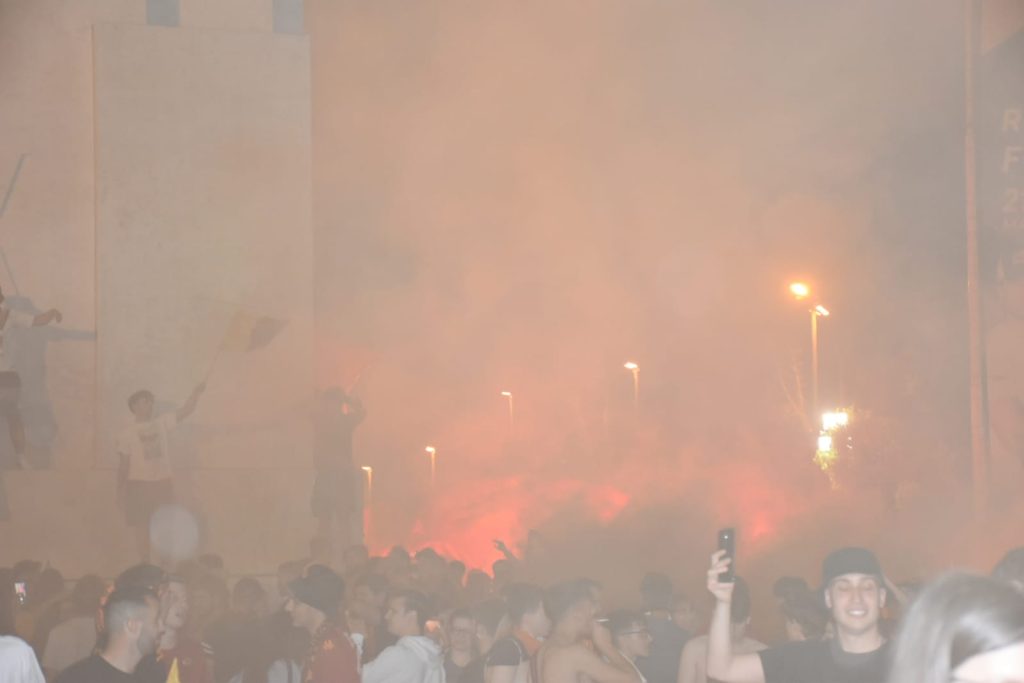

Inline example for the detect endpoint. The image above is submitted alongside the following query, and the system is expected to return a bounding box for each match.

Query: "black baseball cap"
[821,547,882,587]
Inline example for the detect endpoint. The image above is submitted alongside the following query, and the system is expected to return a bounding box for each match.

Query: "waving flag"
[220,310,287,352]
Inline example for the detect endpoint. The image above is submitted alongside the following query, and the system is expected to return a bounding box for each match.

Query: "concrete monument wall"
[0,0,315,575]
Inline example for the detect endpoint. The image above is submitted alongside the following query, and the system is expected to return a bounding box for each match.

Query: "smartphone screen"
[13,581,27,606]
[717,528,736,583]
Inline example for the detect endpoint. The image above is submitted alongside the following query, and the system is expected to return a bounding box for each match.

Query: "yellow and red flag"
[220,310,287,352]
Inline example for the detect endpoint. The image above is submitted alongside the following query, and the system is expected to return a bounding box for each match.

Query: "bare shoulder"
[566,642,602,662]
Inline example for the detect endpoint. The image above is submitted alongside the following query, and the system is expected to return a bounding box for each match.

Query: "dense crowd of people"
[0,541,1023,683]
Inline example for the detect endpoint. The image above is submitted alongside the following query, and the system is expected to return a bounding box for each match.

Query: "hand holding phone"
[717,528,736,583]
[14,581,27,607]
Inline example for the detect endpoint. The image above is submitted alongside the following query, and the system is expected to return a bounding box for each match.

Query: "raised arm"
[493,539,518,562]
[31,308,61,327]
[705,551,765,683]
[176,383,207,422]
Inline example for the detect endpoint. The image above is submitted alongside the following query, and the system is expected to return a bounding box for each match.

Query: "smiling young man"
[706,547,889,683]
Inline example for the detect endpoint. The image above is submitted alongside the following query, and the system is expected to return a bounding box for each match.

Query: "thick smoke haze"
[3,0,1019,606]
[304,0,999,604]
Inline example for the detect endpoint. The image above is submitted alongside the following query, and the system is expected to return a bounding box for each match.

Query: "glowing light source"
[817,434,833,452]
[821,410,850,432]
[425,446,437,485]
[500,391,514,429]
[814,304,830,317]
[361,466,373,498]
[789,282,810,300]
[623,362,640,408]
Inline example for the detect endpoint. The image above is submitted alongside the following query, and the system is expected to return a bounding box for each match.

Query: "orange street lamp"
[425,446,437,485]
[624,362,639,409]
[500,391,514,430]
[789,282,811,300]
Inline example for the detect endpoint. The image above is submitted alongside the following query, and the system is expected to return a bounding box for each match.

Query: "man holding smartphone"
[706,546,889,683]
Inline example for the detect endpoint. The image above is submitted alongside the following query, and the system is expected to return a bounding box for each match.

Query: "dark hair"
[887,572,1024,683]
[232,577,266,612]
[671,593,693,609]
[355,573,389,596]
[12,560,41,579]
[115,563,167,592]
[127,390,154,410]
[607,609,646,646]
[473,598,507,638]
[773,576,810,600]
[394,589,431,631]
[640,572,673,610]
[993,547,1024,592]
[416,547,441,561]
[34,568,65,604]
[544,581,593,625]
[730,577,752,624]
[504,583,544,625]
[492,559,513,578]
[104,586,158,635]
[450,607,475,624]
[388,546,411,562]
[190,573,230,612]
[198,553,225,571]
[466,570,491,586]
[238,610,305,683]
[781,589,828,640]
[71,575,108,616]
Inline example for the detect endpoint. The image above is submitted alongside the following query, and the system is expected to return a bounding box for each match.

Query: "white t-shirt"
[0,307,33,372]
[117,412,178,482]
[0,636,45,683]
[41,616,97,676]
